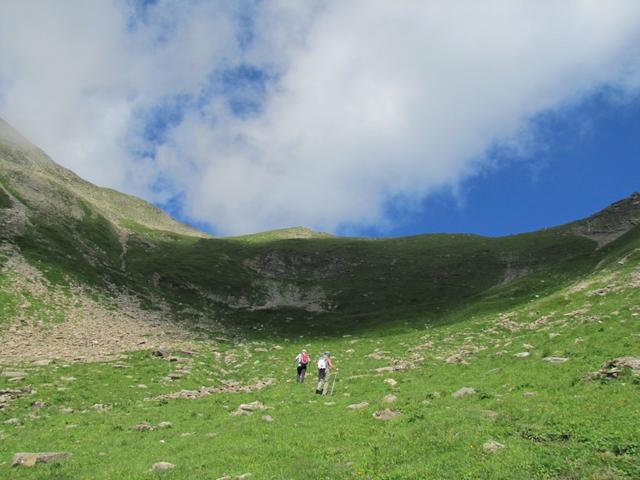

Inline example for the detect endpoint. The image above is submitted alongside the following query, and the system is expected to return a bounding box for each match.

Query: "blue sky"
[1,1,640,237]
[349,93,640,237]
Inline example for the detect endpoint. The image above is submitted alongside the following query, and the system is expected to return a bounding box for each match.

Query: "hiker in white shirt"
[315,352,338,395]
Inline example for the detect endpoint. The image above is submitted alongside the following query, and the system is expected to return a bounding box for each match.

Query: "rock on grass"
[483,440,505,453]
[373,409,402,420]
[12,452,71,467]
[452,387,476,398]
[543,356,568,364]
[152,462,175,471]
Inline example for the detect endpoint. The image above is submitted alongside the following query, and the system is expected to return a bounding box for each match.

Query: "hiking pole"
[330,371,338,396]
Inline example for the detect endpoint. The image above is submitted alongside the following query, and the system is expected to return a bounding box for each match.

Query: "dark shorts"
[318,368,327,380]
[297,364,308,374]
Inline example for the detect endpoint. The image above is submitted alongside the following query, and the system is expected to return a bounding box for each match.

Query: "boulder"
[452,387,476,398]
[604,357,640,370]
[12,452,71,467]
[590,356,640,379]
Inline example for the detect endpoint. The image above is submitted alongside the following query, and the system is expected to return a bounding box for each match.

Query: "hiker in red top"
[294,349,310,383]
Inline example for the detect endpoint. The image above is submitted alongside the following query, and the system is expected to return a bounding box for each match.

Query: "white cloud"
[0,0,239,198]
[2,1,640,234]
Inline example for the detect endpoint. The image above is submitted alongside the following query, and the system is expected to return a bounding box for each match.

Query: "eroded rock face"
[12,452,71,468]
[570,192,640,247]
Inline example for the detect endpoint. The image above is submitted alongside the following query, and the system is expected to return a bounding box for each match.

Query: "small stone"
[543,357,569,364]
[514,352,530,358]
[483,440,505,453]
[375,366,394,373]
[373,409,402,420]
[31,401,47,409]
[231,408,252,417]
[32,359,53,367]
[237,474,252,479]
[134,422,154,431]
[137,384,147,389]
[2,371,26,378]
[60,407,74,415]
[157,421,172,429]
[347,402,369,410]
[152,462,175,471]
[324,402,336,406]
[523,391,537,397]
[238,401,266,412]
[92,403,111,412]
[5,418,19,425]
[452,387,476,398]
[383,394,397,403]
[383,378,397,386]
[262,415,274,422]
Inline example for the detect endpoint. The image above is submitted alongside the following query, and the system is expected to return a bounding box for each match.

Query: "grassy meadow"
[1,225,639,479]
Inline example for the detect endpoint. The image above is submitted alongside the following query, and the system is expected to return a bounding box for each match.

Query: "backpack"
[317,356,328,369]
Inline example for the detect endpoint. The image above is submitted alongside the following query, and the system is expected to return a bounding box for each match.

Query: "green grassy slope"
[1,220,638,479]
[1,118,639,478]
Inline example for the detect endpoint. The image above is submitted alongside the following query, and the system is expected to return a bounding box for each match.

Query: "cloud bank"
[1,1,640,234]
